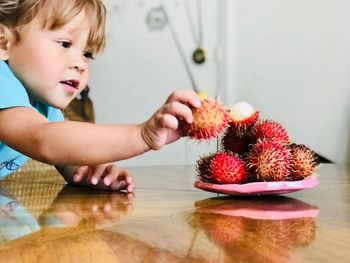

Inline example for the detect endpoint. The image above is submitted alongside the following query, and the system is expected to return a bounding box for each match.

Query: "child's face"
[7,10,93,109]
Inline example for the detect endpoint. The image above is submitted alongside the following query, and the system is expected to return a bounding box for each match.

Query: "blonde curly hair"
[0,0,106,54]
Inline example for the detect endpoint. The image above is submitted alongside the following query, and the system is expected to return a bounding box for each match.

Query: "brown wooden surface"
[0,164,349,263]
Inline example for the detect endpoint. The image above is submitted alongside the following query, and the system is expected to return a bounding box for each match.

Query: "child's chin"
[52,101,71,110]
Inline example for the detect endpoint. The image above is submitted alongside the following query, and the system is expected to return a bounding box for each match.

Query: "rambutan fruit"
[248,140,291,181]
[228,101,259,136]
[289,144,319,180]
[221,126,253,155]
[186,97,229,140]
[196,151,247,184]
[196,154,214,183]
[253,120,290,146]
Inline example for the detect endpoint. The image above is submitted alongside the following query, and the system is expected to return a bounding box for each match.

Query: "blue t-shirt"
[0,61,64,178]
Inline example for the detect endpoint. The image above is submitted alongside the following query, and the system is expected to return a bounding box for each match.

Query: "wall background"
[90,0,350,166]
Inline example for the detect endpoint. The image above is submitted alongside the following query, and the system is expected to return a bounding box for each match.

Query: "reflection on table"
[0,164,348,262]
[191,196,318,262]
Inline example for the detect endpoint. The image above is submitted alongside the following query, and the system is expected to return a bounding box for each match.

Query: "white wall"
[228,0,350,164]
[90,0,350,165]
[89,0,223,166]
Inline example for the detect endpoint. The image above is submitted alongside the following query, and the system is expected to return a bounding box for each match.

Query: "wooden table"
[0,164,349,262]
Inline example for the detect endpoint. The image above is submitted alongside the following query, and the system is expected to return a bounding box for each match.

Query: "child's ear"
[0,24,14,60]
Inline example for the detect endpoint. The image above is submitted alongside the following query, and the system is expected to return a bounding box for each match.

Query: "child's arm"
[0,90,200,166]
[55,164,134,192]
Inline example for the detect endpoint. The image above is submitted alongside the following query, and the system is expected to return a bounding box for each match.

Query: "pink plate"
[194,175,319,196]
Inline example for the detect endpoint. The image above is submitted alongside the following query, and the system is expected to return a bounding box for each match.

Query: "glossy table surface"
[0,163,349,263]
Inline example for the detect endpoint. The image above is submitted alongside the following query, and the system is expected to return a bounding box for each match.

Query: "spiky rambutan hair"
[196,151,247,184]
[186,98,229,140]
[289,144,319,180]
[253,120,290,146]
[248,139,291,181]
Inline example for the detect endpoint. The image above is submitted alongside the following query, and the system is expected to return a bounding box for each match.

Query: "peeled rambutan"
[196,151,247,184]
[253,120,290,146]
[221,126,252,155]
[228,101,259,136]
[289,144,319,180]
[186,97,229,140]
[248,140,291,181]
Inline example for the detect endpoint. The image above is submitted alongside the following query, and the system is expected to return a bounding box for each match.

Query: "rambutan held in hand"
[185,97,229,140]
[228,101,259,136]
[289,144,319,180]
[248,140,291,181]
[253,120,290,146]
[221,126,252,155]
[196,152,247,184]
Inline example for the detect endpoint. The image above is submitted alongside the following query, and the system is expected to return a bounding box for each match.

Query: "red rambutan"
[253,120,290,145]
[289,144,319,180]
[196,152,247,184]
[228,101,259,136]
[186,98,229,140]
[248,140,291,181]
[221,126,252,155]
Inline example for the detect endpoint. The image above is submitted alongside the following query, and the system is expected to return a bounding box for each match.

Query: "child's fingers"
[166,90,201,108]
[91,165,108,185]
[73,166,89,182]
[110,180,134,193]
[104,165,133,184]
[158,114,179,130]
[106,168,134,193]
[103,165,121,186]
[161,102,194,123]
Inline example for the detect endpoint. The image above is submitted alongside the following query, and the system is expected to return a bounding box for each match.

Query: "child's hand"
[141,90,201,150]
[71,163,134,193]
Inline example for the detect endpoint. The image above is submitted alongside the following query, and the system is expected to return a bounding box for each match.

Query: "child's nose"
[70,55,86,74]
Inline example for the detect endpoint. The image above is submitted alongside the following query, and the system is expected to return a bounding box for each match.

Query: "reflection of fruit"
[186,98,229,140]
[289,144,319,180]
[248,140,290,181]
[290,217,316,247]
[192,213,317,263]
[190,212,246,246]
[253,120,290,145]
[196,152,247,184]
[228,101,259,136]
[206,215,246,246]
[221,126,252,155]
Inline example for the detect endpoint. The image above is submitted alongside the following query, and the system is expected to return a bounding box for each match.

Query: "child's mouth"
[60,80,79,93]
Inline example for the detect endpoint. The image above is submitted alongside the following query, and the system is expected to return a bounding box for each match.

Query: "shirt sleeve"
[0,61,33,109]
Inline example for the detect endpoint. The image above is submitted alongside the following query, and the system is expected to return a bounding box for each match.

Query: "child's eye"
[57,41,71,48]
[83,51,95,60]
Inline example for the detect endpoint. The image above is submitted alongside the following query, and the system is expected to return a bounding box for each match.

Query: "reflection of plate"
[195,196,319,220]
[194,175,319,196]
